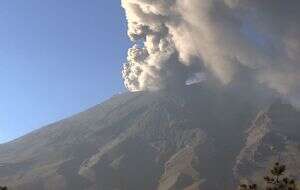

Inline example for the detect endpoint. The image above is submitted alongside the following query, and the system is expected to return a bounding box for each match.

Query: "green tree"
[239,162,298,190]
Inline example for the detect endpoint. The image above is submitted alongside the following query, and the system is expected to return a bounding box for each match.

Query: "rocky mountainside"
[0,84,299,190]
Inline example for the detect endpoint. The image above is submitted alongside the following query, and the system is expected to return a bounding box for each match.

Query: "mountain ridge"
[0,84,299,190]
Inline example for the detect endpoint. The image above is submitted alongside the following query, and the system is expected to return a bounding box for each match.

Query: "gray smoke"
[121,0,300,106]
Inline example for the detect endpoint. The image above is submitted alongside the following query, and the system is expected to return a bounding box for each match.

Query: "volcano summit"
[0,84,299,190]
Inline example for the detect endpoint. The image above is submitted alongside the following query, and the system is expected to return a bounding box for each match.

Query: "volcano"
[0,84,299,190]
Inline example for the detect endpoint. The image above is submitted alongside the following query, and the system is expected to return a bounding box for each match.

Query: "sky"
[0,0,130,143]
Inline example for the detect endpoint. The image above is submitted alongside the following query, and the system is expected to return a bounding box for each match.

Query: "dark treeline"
[239,162,298,190]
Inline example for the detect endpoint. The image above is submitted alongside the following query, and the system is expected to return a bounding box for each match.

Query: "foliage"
[0,186,7,190]
[239,162,298,190]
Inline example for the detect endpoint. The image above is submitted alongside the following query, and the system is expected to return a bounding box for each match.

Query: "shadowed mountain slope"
[0,84,299,190]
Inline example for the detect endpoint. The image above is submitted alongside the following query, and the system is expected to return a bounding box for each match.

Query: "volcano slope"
[0,84,299,190]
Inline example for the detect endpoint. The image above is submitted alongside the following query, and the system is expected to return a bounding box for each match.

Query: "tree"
[0,186,7,190]
[239,162,298,190]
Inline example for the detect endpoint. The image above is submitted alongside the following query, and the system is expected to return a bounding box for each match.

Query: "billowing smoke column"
[121,0,300,106]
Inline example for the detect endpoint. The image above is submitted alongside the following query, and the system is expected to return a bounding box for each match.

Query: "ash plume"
[121,0,300,106]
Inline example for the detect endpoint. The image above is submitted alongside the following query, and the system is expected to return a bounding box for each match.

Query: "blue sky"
[0,0,130,143]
